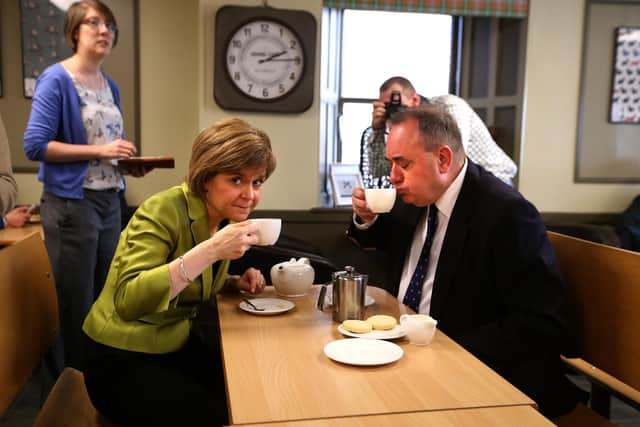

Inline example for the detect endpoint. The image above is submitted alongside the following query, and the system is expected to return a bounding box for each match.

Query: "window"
[319,10,527,205]
[320,9,454,204]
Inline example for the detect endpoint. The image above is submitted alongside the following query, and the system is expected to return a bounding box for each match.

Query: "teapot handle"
[317,281,330,311]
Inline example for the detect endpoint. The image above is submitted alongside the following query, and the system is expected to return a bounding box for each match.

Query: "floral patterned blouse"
[68,70,124,191]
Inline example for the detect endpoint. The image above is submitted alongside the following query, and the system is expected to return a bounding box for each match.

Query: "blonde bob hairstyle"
[188,118,276,198]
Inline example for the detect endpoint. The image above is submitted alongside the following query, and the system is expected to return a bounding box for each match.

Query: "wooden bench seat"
[548,231,640,426]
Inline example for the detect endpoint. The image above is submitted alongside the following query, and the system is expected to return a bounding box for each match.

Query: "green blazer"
[83,183,233,354]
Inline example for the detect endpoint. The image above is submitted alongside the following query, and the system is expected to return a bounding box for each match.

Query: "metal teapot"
[317,266,368,322]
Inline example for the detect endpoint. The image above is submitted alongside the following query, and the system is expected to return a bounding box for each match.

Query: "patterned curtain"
[322,0,528,18]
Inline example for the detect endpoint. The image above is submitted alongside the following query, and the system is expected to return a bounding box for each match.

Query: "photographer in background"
[361,76,517,188]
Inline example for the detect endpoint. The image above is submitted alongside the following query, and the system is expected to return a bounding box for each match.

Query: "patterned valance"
[322,0,528,18]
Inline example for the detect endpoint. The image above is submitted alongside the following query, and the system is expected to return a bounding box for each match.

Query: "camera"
[384,91,406,120]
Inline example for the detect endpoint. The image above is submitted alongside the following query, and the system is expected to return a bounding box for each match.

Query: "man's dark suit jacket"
[348,160,584,417]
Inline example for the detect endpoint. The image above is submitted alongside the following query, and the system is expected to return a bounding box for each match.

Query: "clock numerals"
[226,19,305,100]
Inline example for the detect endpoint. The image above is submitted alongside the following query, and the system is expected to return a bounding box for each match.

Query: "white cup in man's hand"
[364,188,396,213]
[252,218,282,246]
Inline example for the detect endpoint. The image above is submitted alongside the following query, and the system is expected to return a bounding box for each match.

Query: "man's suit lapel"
[429,162,478,319]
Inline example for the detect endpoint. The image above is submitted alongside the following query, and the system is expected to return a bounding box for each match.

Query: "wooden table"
[217,286,536,425]
[0,224,43,247]
[230,405,554,427]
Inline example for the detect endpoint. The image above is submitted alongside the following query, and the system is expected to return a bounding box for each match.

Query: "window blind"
[322,0,528,18]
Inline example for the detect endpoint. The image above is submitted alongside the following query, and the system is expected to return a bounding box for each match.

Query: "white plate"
[324,285,375,307]
[239,298,295,315]
[337,324,406,340]
[324,338,403,366]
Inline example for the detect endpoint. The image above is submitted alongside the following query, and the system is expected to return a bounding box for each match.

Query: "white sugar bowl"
[270,257,315,297]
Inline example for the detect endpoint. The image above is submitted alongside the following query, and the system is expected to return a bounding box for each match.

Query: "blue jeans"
[41,189,121,371]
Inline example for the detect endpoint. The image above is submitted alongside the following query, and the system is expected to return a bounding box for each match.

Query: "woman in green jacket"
[82,118,276,426]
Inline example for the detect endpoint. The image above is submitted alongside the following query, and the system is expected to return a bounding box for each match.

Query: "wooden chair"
[0,233,116,426]
[0,232,58,415]
[548,231,640,426]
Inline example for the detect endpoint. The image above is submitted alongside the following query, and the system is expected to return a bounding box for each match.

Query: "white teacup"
[252,218,282,246]
[365,188,396,213]
[400,314,437,346]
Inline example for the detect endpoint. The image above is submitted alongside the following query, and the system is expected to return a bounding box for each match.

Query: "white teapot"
[270,257,315,297]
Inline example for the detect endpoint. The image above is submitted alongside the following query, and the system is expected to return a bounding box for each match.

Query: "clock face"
[226,20,304,101]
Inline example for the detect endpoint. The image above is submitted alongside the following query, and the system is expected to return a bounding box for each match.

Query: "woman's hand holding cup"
[208,221,258,260]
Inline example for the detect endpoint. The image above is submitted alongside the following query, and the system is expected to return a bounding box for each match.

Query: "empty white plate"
[239,298,295,315]
[324,338,403,366]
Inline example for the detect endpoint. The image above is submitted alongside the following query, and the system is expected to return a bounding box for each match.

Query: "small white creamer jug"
[400,314,438,345]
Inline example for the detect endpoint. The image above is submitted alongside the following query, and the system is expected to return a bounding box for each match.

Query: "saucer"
[239,298,295,315]
[324,285,375,307]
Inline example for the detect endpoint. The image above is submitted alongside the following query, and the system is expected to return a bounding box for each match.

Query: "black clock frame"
[214,6,316,113]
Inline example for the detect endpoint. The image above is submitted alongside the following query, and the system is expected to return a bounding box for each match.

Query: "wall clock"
[214,6,317,113]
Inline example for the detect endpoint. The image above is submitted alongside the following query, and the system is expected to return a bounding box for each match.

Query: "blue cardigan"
[24,63,122,199]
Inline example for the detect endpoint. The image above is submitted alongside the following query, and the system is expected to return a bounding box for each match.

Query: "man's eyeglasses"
[82,17,117,33]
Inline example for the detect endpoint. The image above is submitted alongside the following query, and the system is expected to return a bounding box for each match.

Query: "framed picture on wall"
[329,164,363,207]
[19,0,73,98]
[609,26,640,124]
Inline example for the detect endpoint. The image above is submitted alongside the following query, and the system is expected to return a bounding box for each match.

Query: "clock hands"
[258,50,287,64]
[267,58,301,62]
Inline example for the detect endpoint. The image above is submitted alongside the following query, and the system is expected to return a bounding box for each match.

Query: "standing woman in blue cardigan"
[24,0,138,371]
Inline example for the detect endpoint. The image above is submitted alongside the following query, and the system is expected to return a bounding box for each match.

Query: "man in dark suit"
[348,104,584,418]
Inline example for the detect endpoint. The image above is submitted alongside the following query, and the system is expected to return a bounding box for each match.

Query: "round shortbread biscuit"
[365,314,397,330]
[341,319,373,334]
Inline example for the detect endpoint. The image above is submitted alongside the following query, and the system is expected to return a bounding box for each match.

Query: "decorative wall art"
[609,26,640,124]
[19,0,73,98]
[576,0,640,183]
[330,164,363,207]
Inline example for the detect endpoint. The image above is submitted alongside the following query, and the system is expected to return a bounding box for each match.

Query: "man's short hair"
[390,104,464,156]
[379,76,416,95]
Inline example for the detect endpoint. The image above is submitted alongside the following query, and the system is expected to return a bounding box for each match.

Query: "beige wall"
[520,0,640,212]
[7,0,640,212]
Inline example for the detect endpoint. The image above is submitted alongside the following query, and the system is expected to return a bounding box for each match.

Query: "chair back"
[548,231,640,392]
[0,233,58,414]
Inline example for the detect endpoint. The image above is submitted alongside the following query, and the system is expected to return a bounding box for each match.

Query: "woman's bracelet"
[178,255,194,283]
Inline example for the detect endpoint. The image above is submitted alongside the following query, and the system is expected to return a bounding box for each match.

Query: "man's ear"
[409,92,421,107]
[436,145,454,173]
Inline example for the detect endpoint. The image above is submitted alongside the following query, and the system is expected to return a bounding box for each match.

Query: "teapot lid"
[334,265,365,279]
[276,257,313,270]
